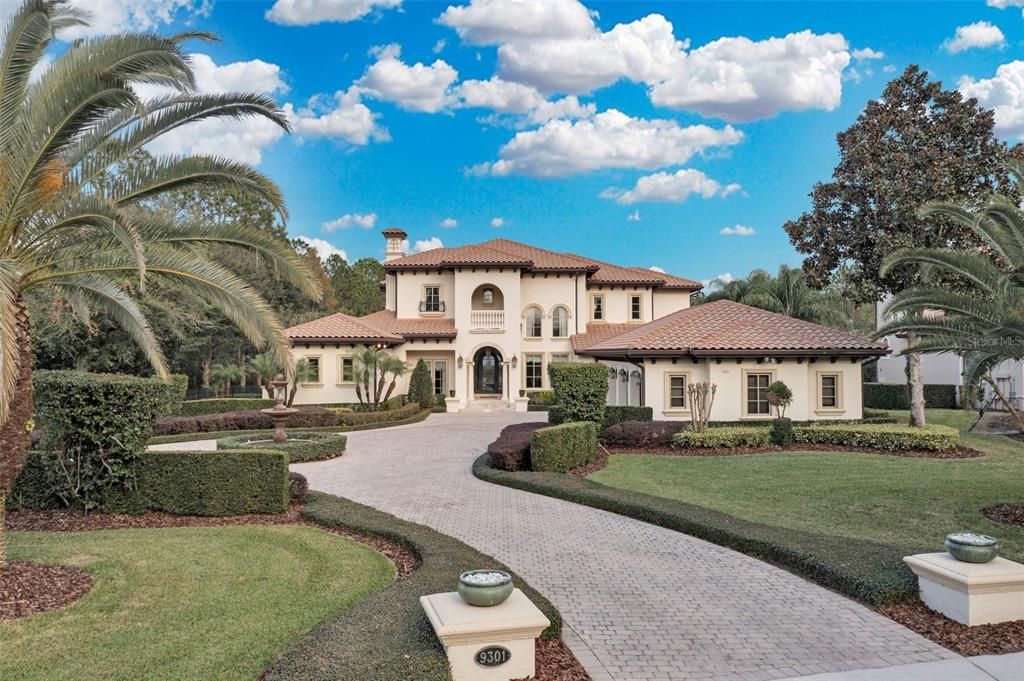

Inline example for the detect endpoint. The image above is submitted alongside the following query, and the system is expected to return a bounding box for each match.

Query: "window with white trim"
[746,372,772,415]
[820,373,840,409]
[525,354,544,389]
[667,374,687,410]
[422,285,441,313]
[338,356,354,384]
[431,360,447,396]
[303,356,321,384]
[550,353,570,364]
[630,294,642,321]
[525,307,542,338]
[552,306,569,337]
[592,294,604,321]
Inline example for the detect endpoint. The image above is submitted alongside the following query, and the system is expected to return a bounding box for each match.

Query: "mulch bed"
[878,602,1024,656]
[568,446,609,477]
[0,560,93,621]
[517,638,590,681]
[981,502,1024,528]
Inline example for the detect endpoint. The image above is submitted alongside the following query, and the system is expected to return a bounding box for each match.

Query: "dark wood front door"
[474,347,503,395]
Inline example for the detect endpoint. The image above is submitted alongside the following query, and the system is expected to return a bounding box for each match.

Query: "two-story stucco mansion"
[285,229,887,421]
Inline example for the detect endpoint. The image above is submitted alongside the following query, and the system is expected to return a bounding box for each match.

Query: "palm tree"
[247,352,281,398]
[377,355,408,407]
[0,1,322,568]
[875,168,1024,431]
[286,358,318,407]
[706,266,855,329]
[209,363,242,397]
[351,345,406,410]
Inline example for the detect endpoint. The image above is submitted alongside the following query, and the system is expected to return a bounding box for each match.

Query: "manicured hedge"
[336,402,422,427]
[548,362,609,425]
[602,405,653,430]
[792,423,960,451]
[153,406,339,436]
[863,383,958,410]
[674,427,771,449]
[601,420,689,447]
[263,493,563,681]
[487,422,545,471]
[176,397,276,416]
[216,431,347,463]
[9,448,288,515]
[530,422,598,472]
[473,456,919,606]
[166,374,189,416]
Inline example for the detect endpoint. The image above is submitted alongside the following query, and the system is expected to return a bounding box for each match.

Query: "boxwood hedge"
[674,426,771,449]
[548,362,609,425]
[216,431,347,463]
[176,397,276,416]
[473,456,920,606]
[531,422,598,472]
[791,423,960,451]
[863,383,958,410]
[602,405,653,429]
[263,493,563,681]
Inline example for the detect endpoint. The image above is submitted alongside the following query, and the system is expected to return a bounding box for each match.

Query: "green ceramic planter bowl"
[945,532,999,564]
[457,570,513,607]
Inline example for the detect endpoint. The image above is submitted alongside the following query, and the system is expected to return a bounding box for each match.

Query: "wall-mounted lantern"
[457,354,464,369]
[510,355,518,369]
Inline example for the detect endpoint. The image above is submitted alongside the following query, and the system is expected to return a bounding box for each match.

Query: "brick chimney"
[382,228,407,262]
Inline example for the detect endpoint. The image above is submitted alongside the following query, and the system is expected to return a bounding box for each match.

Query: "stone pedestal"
[513,397,530,413]
[420,589,550,681]
[904,552,1024,625]
[445,397,462,413]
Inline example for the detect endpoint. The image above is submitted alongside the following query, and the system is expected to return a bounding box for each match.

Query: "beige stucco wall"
[584,286,657,324]
[653,290,693,319]
[394,270,456,320]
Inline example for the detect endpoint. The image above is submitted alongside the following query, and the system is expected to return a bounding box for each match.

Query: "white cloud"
[627,210,640,222]
[959,61,1024,138]
[356,44,458,113]
[720,224,756,236]
[649,265,665,273]
[413,236,444,252]
[440,217,458,228]
[649,30,850,122]
[475,109,742,178]
[456,77,594,124]
[433,39,447,54]
[323,212,378,231]
[943,21,1006,54]
[298,236,348,262]
[701,272,734,290]
[287,88,390,144]
[883,64,898,74]
[56,0,211,39]
[852,47,885,61]
[497,13,682,94]
[141,54,289,165]
[490,217,505,228]
[266,0,401,25]
[987,0,1024,10]
[603,169,741,204]
[438,0,597,45]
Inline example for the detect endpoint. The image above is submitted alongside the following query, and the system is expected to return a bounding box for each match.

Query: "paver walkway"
[293,412,957,681]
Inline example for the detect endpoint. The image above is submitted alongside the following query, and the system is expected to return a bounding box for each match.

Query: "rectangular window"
[820,373,839,409]
[630,294,642,321]
[550,353,570,364]
[422,285,441,313]
[746,373,771,415]
[338,357,354,383]
[432,360,447,396]
[592,294,604,321]
[304,356,321,384]
[525,354,544,389]
[668,374,687,409]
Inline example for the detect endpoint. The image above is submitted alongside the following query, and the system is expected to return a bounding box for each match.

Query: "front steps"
[463,397,514,412]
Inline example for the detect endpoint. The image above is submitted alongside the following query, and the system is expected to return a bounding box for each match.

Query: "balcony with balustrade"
[470,284,505,332]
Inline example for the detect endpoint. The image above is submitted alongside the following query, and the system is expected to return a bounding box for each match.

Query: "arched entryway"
[473,347,503,395]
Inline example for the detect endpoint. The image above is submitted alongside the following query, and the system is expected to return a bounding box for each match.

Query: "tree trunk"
[0,297,34,569]
[985,376,1024,433]
[906,334,927,427]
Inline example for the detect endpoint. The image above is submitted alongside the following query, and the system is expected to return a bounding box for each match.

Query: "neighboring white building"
[286,231,886,420]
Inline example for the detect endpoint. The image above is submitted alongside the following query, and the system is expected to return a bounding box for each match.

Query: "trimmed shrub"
[530,422,598,473]
[602,405,653,430]
[547,405,565,424]
[176,397,275,417]
[528,391,556,406]
[336,402,422,426]
[166,374,189,416]
[487,422,546,471]
[288,472,309,502]
[547,363,608,425]
[154,406,340,436]
[792,423,960,451]
[863,383,958,410]
[862,407,899,425]
[770,418,794,446]
[32,370,177,510]
[674,427,771,449]
[601,420,689,448]
[216,431,347,463]
[407,360,434,409]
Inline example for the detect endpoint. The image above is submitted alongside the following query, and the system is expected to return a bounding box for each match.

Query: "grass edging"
[473,454,923,606]
[263,492,563,681]
[146,408,431,445]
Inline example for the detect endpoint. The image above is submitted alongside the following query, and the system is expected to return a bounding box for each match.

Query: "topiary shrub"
[32,370,177,511]
[767,381,793,419]
[547,362,608,425]
[487,422,546,471]
[288,472,309,502]
[602,406,653,430]
[674,427,772,449]
[601,420,689,448]
[530,422,598,472]
[175,397,276,416]
[770,418,794,446]
[407,360,434,409]
[216,431,348,463]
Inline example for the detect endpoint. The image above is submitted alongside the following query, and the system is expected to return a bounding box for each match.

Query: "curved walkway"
[293,412,955,681]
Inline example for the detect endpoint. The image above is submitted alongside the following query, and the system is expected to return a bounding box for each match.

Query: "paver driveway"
[294,412,954,681]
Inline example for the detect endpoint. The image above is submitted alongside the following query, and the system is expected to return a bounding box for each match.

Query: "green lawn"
[591,409,1024,562]
[0,525,395,681]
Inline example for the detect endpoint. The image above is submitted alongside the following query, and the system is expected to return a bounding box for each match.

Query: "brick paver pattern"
[293,413,956,681]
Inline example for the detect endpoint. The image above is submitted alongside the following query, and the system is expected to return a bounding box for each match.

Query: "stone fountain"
[260,374,298,444]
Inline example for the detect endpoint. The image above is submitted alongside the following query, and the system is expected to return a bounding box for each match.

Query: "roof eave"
[288,336,403,345]
[578,346,890,359]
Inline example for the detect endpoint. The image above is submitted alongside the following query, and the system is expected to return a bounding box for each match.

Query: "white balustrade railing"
[470,310,505,330]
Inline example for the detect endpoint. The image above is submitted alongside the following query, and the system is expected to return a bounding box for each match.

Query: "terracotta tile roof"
[384,237,702,290]
[361,310,457,338]
[286,312,403,343]
[578,300,888,357]
[571,323,645,352]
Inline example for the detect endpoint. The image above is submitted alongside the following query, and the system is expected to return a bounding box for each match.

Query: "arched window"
[524,306,542,338]
[552,306,570,337]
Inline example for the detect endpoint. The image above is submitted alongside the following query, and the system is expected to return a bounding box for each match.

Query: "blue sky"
[33,0,1024,284]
